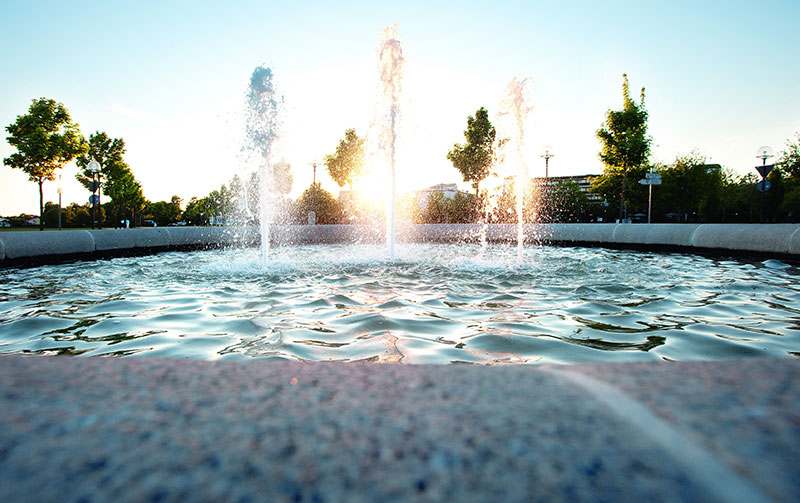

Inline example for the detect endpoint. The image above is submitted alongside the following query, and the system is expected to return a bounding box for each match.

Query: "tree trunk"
[38,178,44,231]
[618,170,627,222]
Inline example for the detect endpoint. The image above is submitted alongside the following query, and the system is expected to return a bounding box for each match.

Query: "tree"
[325,129,365,189]
[4,98,87,230]
[103,163,145,226]
[658,153,724,222]
[545,181,590,223]
[777,132,800,178]
[291,183,343,224]
[596,75,651,221]
[447,107,498,197]
[75,131,125,191]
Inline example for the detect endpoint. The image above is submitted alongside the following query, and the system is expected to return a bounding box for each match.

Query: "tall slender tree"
[596,75,651,221]
[325,129,365,190]
[4,98,87,229]
[447,107,498,198]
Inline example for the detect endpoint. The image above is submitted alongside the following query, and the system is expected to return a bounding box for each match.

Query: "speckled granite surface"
[1,356,797,502]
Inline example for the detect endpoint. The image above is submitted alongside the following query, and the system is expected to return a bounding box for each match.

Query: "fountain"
[0,26,798,366]
[1,25,799,503]
[497,77,534,261]
[244,66,283,264]
[376,24,404,260]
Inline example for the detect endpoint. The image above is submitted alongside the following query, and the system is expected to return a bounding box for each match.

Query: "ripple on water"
[1,244,799,363]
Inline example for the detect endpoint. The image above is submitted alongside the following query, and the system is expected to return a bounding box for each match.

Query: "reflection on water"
[1,243,799,364]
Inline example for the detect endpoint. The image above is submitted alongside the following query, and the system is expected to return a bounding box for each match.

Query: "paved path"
[1,355,797,502]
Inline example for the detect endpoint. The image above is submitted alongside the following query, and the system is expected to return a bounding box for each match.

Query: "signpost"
[755,146,774,223]
[638,171,661,224]
[88,160,101,229]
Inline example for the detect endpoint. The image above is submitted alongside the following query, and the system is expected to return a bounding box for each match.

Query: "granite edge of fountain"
[0,355,797,502]
[1,223,800,266]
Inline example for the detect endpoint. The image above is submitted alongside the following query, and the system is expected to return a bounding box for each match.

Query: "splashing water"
[498,77,534,262]
[244,66,283,265]
[377,24,405,260]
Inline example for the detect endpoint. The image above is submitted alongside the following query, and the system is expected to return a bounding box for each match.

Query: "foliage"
[415,191,478,224]
[75,131,126,192]
[596,75,651,220]
[325,129,365,189]
[4,98,87,229]
[291,183,343,224]
[657,153,723,222]
[777,132,800,178]
[144,196,183,226]
[590,165,649,219]
[447,107,499,196]
[103,164,145,226]
[544,181,591,223]
[40,202,94,228]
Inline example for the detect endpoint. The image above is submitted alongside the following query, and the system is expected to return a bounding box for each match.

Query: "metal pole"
[648,183,652,224]
[91,172,96,230]
[58,192,62,230]
[759,158,766,223]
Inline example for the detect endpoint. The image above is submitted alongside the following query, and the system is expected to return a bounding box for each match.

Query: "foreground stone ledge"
[2,223,800,265]
[0,355,796,502]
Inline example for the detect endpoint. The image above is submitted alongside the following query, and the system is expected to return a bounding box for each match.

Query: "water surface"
[1,244,798,364]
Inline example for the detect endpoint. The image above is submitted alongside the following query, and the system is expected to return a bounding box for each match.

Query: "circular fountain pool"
[1,243,798,364]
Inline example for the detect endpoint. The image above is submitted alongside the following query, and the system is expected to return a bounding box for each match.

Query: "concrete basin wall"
[2,223,800,265]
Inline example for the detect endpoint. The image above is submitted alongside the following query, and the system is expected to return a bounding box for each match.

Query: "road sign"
[89,195,100,205]
[639,178,662,185]
[755,164,774,178]
[88,181,101,192]
[756,180,771,192]
[645,172,661,180]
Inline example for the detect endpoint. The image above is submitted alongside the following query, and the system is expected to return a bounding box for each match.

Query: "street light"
[57,174,63,231]
[755,146,774,223]
[540,146,554,179]
[88,160,101,229]
[309,161,320,225]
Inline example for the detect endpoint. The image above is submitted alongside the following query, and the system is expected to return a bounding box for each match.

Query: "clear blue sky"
[1,0,798,215]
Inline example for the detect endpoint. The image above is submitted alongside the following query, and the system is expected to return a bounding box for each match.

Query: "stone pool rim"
[1,222,800,267]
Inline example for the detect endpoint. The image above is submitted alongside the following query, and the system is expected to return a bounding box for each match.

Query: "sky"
[1,0,799,216]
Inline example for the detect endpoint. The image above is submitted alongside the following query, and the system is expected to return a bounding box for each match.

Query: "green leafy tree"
[777,132,800,178]
[590,165,648,219]
[145,196,183,226]
[4,98,87,230]
[75,132,125,190]
[291,183,343,224]
[447,107,499,197]
[596,75,652,221]
[545,181,590,223]
[104,164,145,226]
[658,153,724,222]
[325,129,365,189]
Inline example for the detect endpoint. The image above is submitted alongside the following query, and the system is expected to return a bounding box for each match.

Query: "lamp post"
[57,174,63,231]
[755,146,774,223]
[309,161,319,225]
[88,160,101,229]
[540,146,554,218]
[540,146,554,180]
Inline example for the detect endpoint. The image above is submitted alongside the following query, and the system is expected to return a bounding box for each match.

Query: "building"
[530,174,602,202]
[414,183,465,212]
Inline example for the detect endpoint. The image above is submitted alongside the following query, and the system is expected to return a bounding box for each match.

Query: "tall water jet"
[498,77,534,262]
[244,66,283,264]
[377,24,405,260]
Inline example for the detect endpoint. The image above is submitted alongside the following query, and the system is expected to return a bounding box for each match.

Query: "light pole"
[755,146,774,223]
[57,175,63,231]
[88,160,101,229]
[540,146,554,219]
[309,161,319,225]
[540,146,554,180]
